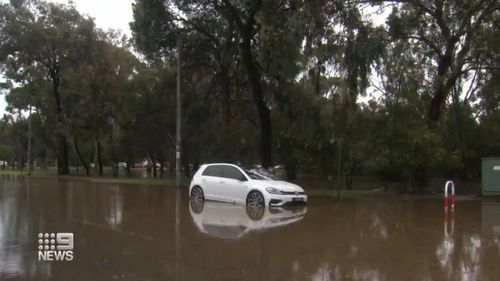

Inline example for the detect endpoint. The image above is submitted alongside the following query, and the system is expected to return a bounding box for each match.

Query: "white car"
[189,201,307,239]
[189,163,308,207]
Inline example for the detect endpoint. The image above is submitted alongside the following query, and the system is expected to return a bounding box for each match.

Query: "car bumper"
[265,194,308,207]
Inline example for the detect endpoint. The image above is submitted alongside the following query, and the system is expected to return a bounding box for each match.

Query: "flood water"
[0,176,499,281]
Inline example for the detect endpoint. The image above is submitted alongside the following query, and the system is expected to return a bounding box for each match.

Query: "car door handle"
[218,181,224,184]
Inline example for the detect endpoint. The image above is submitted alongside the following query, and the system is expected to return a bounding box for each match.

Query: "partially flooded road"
[1,175,499,281]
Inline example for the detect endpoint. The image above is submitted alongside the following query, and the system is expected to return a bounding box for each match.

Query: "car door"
[220,166,248,204]
[201,165,224,201]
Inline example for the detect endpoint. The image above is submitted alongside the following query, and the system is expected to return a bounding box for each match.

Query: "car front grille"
[281,191,306,195]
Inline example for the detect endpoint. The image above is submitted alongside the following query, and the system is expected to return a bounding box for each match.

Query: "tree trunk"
[51,66,70,175]
[217,0,271,168]
[452,89,472,181]
[344,155,356,191]
[285,161,297,182]
[169,148,175,177]
[220,65,232,124]
[413,163,429,192]
[74,138,89,176]
[158,151,165,178]
[315,60,322,96]
[57,136,70,175]
[415,49,454,190]
[109,136,118,177]
[149,153,157,178]
[193,161,200,175]
[240,33,272,168]
[126,162,131,177]
[94,140,103,176]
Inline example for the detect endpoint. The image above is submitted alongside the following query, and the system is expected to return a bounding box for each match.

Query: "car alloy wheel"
[190,186,204,201]
[246,191,265,208]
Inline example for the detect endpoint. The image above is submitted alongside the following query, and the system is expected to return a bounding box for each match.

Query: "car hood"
[249,180,305,192]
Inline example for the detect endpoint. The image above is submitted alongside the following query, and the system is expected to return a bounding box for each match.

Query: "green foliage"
[0,0,498,186]
[0,144,11,161]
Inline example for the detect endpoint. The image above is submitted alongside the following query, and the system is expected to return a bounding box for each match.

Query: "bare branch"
[407,35,442,56]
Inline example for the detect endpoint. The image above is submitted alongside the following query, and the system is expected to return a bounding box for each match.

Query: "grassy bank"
[0,168,482,196]
[0,168,56,176]
[0,168,177,187]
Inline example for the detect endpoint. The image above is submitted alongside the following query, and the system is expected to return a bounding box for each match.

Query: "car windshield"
[244,168,281,180]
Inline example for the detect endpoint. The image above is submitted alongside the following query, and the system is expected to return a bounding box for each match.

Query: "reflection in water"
[352,267,383,281]
[310,263,335,281]
[0,177,52,280]
[189,200,307,239]
[482,201,500,236]
[0,177,499,281]
[434,201,500,281]
[436,210,455,277]
[459,235,482,281]
[105,185,123,228]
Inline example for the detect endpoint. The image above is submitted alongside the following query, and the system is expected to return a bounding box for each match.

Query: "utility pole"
[27,105,32,176]
[176,37,182,187]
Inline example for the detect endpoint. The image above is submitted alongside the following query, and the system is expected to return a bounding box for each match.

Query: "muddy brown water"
[0,176,499,281]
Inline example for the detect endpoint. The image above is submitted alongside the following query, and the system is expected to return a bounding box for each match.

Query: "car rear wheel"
[246,191,265,208]
[190,186,204,201]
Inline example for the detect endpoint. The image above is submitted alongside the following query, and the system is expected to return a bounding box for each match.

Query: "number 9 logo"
[56,233,74,250]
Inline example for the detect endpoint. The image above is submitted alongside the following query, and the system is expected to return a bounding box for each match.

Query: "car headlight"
[266,187,285,195]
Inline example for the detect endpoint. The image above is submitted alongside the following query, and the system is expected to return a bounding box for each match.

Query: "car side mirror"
[240,176,248,182]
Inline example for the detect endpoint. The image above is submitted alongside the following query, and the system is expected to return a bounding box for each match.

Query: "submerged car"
[189,163,307,207]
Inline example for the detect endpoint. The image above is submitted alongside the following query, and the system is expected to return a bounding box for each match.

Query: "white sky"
[0,0,134,116]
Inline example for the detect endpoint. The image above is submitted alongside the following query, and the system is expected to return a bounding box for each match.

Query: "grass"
[0,168,177,187]
[0,168,483,196]
[51,175,177,187]
[0,168,55,176]
[306,188,402,198]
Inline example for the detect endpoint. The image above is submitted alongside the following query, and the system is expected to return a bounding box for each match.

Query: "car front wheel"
[246,190,265,208]
[190,186,204,201]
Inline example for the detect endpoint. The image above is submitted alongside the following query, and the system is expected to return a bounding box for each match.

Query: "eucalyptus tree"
[131,0,299,169]
[380,0,500,188]
[65,31,140,176]
[0,0,96,174]
[386,0,500,125]
[299,1,385,186]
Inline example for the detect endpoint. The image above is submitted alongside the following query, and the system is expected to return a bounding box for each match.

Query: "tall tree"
[386,0,500,126]
[0,0,96,174]
[131,0,277,168]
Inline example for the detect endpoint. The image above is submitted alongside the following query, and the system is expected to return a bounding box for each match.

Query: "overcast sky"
[0,0,135,116]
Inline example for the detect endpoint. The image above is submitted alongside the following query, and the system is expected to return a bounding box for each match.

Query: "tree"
[65,31,139,176]
[386,0,500,125]
[131,0,279,168]
[0,0,96,174]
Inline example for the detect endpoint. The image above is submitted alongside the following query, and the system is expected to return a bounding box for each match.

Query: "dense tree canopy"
[0,0,499,191]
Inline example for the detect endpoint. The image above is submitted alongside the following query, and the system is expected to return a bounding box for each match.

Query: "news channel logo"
[37,232,74,262]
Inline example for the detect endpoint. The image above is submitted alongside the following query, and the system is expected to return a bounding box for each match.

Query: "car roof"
[203,163,241,167]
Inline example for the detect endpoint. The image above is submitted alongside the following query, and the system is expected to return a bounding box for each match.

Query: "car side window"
[202,166,222,177]
[221,166,246,181]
